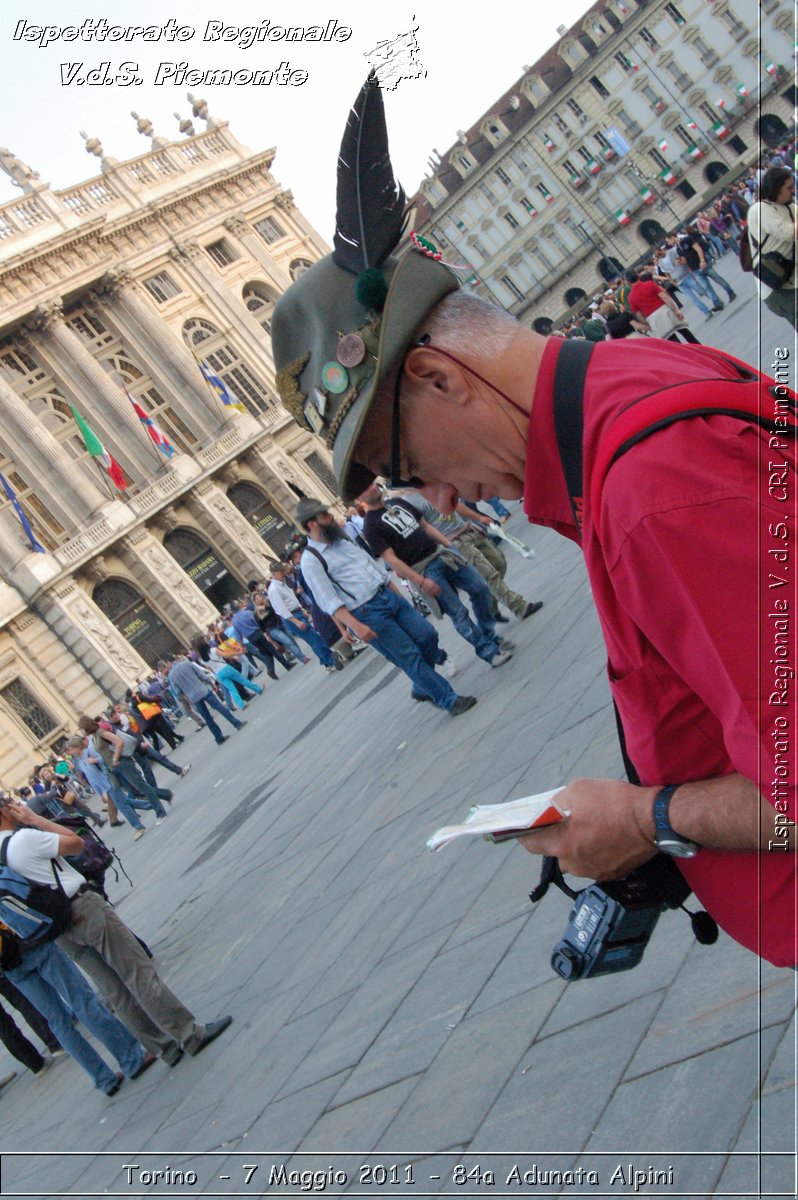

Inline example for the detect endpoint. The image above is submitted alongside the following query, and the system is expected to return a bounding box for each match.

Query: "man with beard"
[295,498,476,716]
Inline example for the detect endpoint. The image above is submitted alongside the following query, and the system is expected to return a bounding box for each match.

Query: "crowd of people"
[559,144,797,339]
[0,491,543,1095]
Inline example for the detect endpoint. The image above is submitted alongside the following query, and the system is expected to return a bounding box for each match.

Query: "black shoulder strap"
[552,338,595,536]
[0,830,65,894]
[0,832,13,867]
[304,545,358,603]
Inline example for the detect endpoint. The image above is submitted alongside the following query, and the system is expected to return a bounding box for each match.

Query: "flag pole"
[117,378,169,472]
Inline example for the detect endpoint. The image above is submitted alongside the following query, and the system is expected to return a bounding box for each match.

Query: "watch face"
[656,835,700,859]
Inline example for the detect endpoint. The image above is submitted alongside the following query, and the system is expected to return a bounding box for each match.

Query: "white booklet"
[427,788,568,852]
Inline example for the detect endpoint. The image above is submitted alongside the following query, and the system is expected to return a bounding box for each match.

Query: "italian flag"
[765,61,778,75]
[657,138,668,153]
[543,135,556,152]
[640,186,655,204]
[660,167,678,186]
[602,146,616,159]
[540,186,554,203]
[687,144,703,159]
[615,209,631,226]
[736,84,749,97]
[70,406,128,490]
[587,159,602,175]
[717,98,727,109]
[711,120,729,139]
[687,121,698,131]
[571,175,585,188]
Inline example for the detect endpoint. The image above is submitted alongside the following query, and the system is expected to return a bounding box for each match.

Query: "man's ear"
[402,346,471,406]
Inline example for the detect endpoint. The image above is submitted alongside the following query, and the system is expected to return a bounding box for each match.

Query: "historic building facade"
[0,105,335,783]
[413,0,795,324]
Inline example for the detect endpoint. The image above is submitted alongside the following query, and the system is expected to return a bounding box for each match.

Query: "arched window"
[242,283,278,334]
[162,527,243,610]
[289,258,313,280]
[756,113,790,149]
[101,354,198,450]
[532,317,554,335]
[0,447,66,550]
[564,287,587,307]
[639,219,667,246]
[182,319,273,417]
[227,482,290,556]
[0,344,95,477]
[705,161,729,185]
[597,256,624,282]
[92,578,181,666]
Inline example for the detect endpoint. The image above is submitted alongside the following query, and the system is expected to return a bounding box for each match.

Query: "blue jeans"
[216,664,263,709]
[282,617,334,667]
[487,496,511,519]
[679,271,721,315]
[110,758,167,818]
[699,265,734,300]
[352,588,458,710]
[267,625,306,661]
[194,689,244,743]
[107,784,146,830]
[6,941,145,1092]
[424,556,500,662]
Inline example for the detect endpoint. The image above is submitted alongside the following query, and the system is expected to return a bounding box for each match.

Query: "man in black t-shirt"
[679,226,736,306]
[360,484,511,668]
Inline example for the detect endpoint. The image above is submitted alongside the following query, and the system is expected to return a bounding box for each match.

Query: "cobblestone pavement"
[0,259,795,1198]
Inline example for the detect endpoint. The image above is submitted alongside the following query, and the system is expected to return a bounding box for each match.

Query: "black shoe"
[521,601,543,619]
[284,662,296,671]
[711,303,724,312]
[130,1051,157,1080]
[161,790,173,803]
[215,735,229,746]
[110,820,125,827]
[495,613,510,623]
[449,695,477,717]
[267,672,278,680]
[105,1072,124,1097]
[186,1015,233,1056]
[727,292,736,301]
[411,692,432,703]
[235,720,248,730]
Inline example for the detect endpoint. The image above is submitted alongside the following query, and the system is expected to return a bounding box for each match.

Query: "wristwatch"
[653,785,701,858]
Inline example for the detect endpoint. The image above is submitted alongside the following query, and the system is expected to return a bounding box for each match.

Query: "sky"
[0,0,595,240]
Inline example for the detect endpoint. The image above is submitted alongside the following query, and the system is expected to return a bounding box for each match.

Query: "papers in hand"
[427,789,568,852]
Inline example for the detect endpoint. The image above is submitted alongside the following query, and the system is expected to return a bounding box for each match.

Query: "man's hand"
[419,576,442,597]
[517,778,658,881]
[4,799,39,827]
[349,620,377,643]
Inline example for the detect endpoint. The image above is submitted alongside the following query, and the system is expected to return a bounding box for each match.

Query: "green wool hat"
[271,75,459,503]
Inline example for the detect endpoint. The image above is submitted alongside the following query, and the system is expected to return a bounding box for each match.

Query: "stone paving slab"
[0,266,794,1197]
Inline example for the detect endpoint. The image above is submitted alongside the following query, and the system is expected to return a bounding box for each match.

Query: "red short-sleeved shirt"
[628,278,667,317]
[524,337,796,967]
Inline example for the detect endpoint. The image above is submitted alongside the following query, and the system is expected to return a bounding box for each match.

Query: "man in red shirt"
[271,78,796,967]
[626,267,699,343]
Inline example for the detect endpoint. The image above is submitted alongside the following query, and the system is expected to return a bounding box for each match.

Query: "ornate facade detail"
[69,595,145,680]
[98,265,136,300]
[168,239,202,263]
[81,556,110,584]
[119,526,148,548]
[137,541,215,624]
[151,507,179,536]
[274,190,295,211]
[27,299,64,336]
[0,147,41,193]
[223,214,250,238]
[218,462,242,487]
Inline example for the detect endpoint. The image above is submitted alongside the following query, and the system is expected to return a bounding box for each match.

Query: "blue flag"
[0,472,46,553]
[197,360,246,412]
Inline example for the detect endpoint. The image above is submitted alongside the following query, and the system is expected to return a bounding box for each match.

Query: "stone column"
[94,267,229,434]
[114,524,219,636]
[170,237,278,381]
[0,372,106,528]
[25,300,154,482]
[186,478,276,578]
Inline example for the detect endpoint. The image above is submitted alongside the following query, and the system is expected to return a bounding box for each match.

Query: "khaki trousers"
[454,529,528,618]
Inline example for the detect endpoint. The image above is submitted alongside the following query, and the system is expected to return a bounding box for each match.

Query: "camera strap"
[529,855,580,903]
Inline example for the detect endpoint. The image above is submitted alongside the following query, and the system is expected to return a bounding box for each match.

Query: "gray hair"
[419,289,518,357]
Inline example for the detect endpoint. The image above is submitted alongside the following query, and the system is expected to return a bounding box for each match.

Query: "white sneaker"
[489,650,513,668]
[133,828,147,841]
[155,817,166,826]
[441,656,457,678]
[181,763,192,776]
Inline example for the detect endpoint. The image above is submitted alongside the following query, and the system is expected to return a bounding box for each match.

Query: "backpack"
[739,227,754,273]
[55,814,119,899]
[0,832,73,968]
